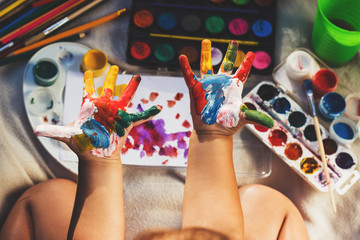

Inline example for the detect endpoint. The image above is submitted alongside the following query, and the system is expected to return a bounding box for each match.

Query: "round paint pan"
[329,116,359,145]
[81,49,108,78]
[285,50,319,81]
[344,92,360,122]
[334,151,357,171]
[27,88,56,116]
[319,92,346,121]
[33,58,59,86]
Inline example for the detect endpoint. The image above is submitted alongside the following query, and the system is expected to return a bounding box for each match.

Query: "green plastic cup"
[311,0,360,67]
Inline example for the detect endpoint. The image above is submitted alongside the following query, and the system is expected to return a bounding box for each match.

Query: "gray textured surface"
[0,0,359,239]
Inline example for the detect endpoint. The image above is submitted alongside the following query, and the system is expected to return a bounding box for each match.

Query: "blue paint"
[201,75,232,124]
[333,122,354,140]
[319,92,346,121]
[81,119,110,148]
[157,12,178,30]
[273,97,291,114]
[252,19,272,37]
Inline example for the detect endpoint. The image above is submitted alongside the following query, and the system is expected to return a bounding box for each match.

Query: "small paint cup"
[319,92,346,121]
[312,69,338,97]
[81,49,108,77]
[285,50,319,81]
[330,116,359,145]
[33,58,59,86]
[344,92,360,122]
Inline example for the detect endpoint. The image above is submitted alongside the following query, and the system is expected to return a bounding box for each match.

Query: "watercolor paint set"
[126,0,277,74]
[243,81,360,194]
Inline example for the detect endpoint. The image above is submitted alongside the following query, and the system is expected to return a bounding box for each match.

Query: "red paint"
[149,92,159,101]
[141,99,149,104]
[174,93,184,101]
[234,51,255,84]
[312,69,338,97]
[268,129,287,146]
[175,113,180,119]
[182,120,191,128]
[162,159,169,165]
[179,55,207,115]
[167,100,176,108]
[254,125,268,132]
[284,143,303,160]
[130,41,151,60]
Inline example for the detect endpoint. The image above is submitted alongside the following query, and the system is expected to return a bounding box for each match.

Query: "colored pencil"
[0,0,26,18]
[1,0,81,44]
[32,0,58,8]
[26,0,104,45]
[9,9,129,57]
[149,33,259,46]
[0,32,86,66]
[0,0,63,37]
[0,0,38,24]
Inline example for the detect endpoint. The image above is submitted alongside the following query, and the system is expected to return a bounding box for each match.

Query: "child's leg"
[239,184,309,240]
[0,178,76,240]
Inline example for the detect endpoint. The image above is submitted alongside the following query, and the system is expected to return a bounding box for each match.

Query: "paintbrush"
[303,79,337,213]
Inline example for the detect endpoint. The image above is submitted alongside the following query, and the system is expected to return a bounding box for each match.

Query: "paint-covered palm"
[34,66,161,159]
[179,39,273,133]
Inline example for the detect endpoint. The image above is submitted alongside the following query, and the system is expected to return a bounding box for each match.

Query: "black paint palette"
[126,0,277,74]
[243,81,360,194]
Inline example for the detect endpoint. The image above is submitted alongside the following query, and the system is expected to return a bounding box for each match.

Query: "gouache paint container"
[312,69,338,97]
[330,117,359,145]
[81,49,108,77]
[285,50,318,81]
[319,92,346,121]
[33,58,59,86]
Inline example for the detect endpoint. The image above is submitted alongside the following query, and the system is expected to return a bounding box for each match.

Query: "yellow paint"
[234,49,246,68]
[101,65,119,96]
[97,84,127,97]
[84,71,95,95]
[200,39,213,77]
[81,49,108,78]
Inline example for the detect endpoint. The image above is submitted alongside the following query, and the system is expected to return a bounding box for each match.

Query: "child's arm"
[179,39,273,239]
[34,66,161,239]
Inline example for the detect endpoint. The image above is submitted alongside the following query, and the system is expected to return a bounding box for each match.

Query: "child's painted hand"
[34,66,162,160]
[179,39,273,134]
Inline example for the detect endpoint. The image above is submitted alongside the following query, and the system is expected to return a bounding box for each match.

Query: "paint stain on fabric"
[141,99,149,104]
[175,113,180,119]
[268,129,287,146]
[182,120,191,128]
[284,142,303,160]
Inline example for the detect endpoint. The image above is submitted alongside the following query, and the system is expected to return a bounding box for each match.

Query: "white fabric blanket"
[1,0,360,239]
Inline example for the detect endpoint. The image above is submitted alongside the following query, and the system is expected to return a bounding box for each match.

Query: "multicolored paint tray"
[243,81,360,194]
[126,0,277,74]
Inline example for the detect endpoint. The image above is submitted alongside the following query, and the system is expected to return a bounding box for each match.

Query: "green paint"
[223,42,238,71]
[232,0,250,5]
[241,105,274,129]
[205,16,225,34]
[154,43,175,62]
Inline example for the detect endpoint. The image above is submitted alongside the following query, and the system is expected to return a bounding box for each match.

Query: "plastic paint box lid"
[344,92,360,122]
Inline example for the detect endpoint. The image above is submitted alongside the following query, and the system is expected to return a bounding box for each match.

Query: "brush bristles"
[303,79,313,94]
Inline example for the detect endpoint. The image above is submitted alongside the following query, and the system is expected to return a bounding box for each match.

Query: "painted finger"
[240,105,274,129]
[115,105,162,137]
[233,51,255,85]
[83,71,96,98]
[200,39,213,79]
[34,124,82,139]
[218,40,238,75]
[117,74,141,110]
[100,65,119,99]
[179,54,198,89]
